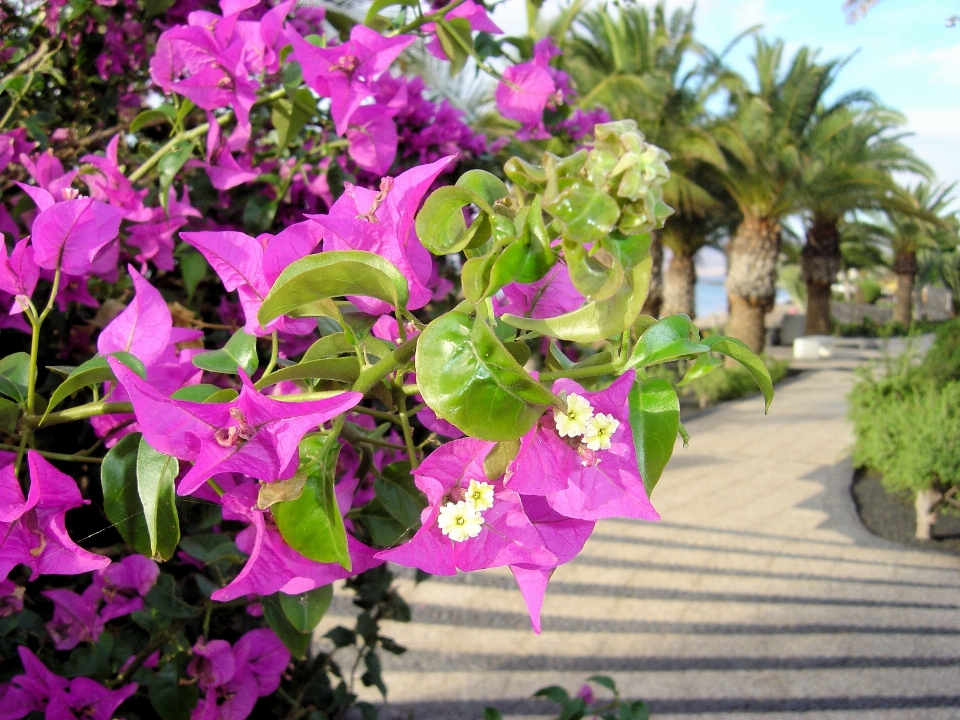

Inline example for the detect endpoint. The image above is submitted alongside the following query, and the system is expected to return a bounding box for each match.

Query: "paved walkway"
[321,349,960,719]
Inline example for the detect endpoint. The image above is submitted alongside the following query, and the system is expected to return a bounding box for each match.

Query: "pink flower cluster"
[44,555,159,650]
[381,372,656,632]
[495,38,574,140]
[0,647,137,720]
[0,452,110,582]
[0,137,202,320]
[187,629,290,720]
[147,0,499,183]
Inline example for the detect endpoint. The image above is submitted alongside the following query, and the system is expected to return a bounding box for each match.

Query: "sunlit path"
[319,358,960,719]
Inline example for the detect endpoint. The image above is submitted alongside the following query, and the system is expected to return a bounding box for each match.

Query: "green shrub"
[919,317,960,384]
[857,278,883,304]
[850,376,960,495]
[833,317,946,338]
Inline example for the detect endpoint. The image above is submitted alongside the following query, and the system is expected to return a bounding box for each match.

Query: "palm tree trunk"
[892,251,917,326]
[725,215,780,353]
[641,230,663,318]
[801,220,841,336]
[663,249,697,318]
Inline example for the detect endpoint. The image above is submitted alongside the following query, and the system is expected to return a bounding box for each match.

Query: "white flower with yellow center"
[437,501,484,542]
[554,393,594,438]
[582,413,620,451]
[464,479,495,512]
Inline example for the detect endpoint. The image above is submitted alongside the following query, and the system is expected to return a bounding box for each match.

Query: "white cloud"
[883,43,960,88]
[901,108,960,190]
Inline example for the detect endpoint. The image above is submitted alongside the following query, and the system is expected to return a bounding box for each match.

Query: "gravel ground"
[851,469,960,556]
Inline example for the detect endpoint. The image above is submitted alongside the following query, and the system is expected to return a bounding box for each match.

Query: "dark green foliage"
[849,327,960,497]
[919,317,960,385]
[485,675,649,720]
[858,278,883,304]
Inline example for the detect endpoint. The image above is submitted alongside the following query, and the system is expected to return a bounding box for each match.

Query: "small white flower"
[464,479,495,512]
[582,413,620,451]
[554,393,594,438]
[437,501,484,542]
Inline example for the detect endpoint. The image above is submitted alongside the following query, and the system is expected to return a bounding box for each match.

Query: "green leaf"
[416,312,559,441]
[261,593,311,658]
[483,440,521,481]
[101,433,151,557]
[302,333,354,361]
[192,329,258,375]
[145,573,200,620]
[354,501,410,548]
[254,357,360,390]
[627,314,709,369]
[457,169,509,207]
[587,674,618,693]
[548,342,575,370]
[174,98,195,130]
[158,141,193,202]
[563,238,624,302]
[279,585,333,632]
[434,18,473,76]
[502,255,652,342]
[170,384,221,402]
[503,155,548,192]
[149,663,198,720]
[628,377,680,495]
[130,108,174,133]
[415,186,488,255]
[178,248,208,301]
[178,534,242,564]
[486,240,532,297]
[374,461,426,528]
[0,397,18,434]
[143,0,177,18]
[513,197,554,284]
[136,438,181,561]
[702,336,774,413]
[43,352,146,421]
[503,340,531,367]
[243,193,278,235]
[545,183,620,245]
[205,388,238,403]
[0,352,30,403]
[258,251,409,326]
[534,686,572,705]
[461,253,497,303]
[271,88,315,147]
[601,230,651,271]
[362,0,418,25]
[274,443,350,568]
[677,353,722,386]
[483,709,505,720]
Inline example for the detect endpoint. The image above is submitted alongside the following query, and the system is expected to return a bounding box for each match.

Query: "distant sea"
[696,280,727,317]
[695,280,792,318]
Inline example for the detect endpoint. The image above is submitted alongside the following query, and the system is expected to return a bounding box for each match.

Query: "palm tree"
[558,1,730,318]
[883,183,956,324]
[798,104,931,334]
[841,183,955,324]
[661,164,738,318]
[712,38,846,352]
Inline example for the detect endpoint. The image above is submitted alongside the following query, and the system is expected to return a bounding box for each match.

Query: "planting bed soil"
[852,468,960,555]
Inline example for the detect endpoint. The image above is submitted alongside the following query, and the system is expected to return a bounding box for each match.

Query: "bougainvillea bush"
[0,1,772,717]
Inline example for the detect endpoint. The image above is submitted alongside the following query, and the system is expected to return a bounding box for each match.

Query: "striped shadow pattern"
[315,367,960,719]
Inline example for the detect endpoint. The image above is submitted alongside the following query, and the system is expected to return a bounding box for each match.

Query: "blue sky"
[491,0,960,287]
[493,0,960,190]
